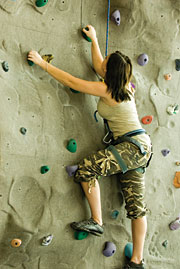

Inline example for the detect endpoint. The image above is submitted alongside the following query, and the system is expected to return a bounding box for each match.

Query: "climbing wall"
[0,0,180,268]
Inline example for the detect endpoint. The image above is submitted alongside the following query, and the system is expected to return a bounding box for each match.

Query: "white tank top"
[97,96,142,139]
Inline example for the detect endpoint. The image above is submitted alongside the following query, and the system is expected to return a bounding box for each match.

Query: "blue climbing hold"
[125,242,133,260]
[110,10,121,26]
[137,54,149,66]
[175,59,180,71]
[66,165,78,177]
[110,210,119,219]
[103,242,116,257]
[161,149,170,157]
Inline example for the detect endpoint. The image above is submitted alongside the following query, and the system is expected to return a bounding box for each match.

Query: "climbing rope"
[105,0,111,57]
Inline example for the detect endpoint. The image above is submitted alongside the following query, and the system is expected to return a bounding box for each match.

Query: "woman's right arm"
[83,25,105,78]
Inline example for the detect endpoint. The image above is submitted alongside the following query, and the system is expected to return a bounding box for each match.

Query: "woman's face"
[101,54,110,74]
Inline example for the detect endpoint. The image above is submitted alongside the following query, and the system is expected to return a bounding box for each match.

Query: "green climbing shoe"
[123,260,145,269]
[70,218,103,236]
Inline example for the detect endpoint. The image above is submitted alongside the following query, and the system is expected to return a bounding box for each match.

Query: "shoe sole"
[71,224,103,237]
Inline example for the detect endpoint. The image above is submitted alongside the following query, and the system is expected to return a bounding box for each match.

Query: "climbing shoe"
[70,218,104,236]
[123,260,145,269]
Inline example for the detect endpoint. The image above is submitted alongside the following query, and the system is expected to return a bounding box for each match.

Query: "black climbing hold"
[2,61,9,72]
[82,27,92,42]
[175,59,180,71]
[41,166,50,174]
[20,127,27,135]
[162,240,168,248]
[111,10,121,26]
[35,0,48,7]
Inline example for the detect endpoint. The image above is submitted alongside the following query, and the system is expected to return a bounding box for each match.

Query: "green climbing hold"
[41,166,50,174]
[82,27,92,42]
[35,0,48,7]
[70,88,80,94]
[74,231,89,240]
[67,139,77,153]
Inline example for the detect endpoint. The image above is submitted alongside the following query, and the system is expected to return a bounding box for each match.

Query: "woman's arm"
[83,25,105,78]
[28,51,107,97]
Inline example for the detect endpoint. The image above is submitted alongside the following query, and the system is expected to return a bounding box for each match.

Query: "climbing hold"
[175,161,180,166]
[70,88,80,93]
[20,127,27,135]
[110,210,119,219]
[124,242,133,260]
[131,82,135,89]
[2,61,9,72]
[82,27,92,42]
[94,110,99,122]
[166,104,179,115]
[42,54,54,63]
[175,59,180,71]
[11,239,22,248]
[74,231,89,240]
[161,149,170,157]
[67,139,77,153]
[137,54,149,66]
[42,234,53,246]
[164,73,172,80]
[141,115,153,125]
[41,166,50,174]
[110,10,121,26]
[103,242,116,257]
[35,0,48,7]
[162,240,168,248]
[169,215,180,230]
[66,165,78,177]
[173,171,180,188]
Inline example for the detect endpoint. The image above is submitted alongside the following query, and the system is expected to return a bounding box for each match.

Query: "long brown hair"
[104,51,132,102]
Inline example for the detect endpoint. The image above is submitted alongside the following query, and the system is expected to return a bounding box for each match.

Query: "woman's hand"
[28,50,43,65]
[82,25,97,42]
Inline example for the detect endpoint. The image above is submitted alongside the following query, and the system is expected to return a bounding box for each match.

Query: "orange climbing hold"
[164,73,172,80]
[141,115,153,125]
[173,171,180,188]
[11,238,22,248]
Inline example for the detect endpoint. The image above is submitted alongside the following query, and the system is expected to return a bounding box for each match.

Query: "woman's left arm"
[28,50,107,98]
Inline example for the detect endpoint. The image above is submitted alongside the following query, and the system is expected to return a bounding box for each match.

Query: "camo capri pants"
[74,136,152,219]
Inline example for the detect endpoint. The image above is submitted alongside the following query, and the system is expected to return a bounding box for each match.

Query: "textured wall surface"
[0,0,180,268]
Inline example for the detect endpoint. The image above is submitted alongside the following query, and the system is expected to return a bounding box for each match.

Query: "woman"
[28,25,152,269]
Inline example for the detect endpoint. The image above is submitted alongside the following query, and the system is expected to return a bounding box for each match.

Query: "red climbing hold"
[141,115,153,125]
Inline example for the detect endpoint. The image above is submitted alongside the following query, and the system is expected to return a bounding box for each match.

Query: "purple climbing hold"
[131,82,135,89]
[110,10,121,26]
[66,165,78,177]
[169,216,180,230]
[103,241,116,257]
[137,54,149,66]
[161,149,170,157]
[175,59,180,71]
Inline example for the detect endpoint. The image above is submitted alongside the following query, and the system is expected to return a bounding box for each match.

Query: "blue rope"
[105,0,111,57]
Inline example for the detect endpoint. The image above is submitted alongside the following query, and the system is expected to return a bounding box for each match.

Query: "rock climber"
[28,25,152,269]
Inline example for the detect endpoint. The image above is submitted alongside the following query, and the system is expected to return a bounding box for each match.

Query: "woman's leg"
[81,180,103,226]
[131,216,147,264]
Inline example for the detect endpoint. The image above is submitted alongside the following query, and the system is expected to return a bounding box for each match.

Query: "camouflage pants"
[74,136,152,219]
